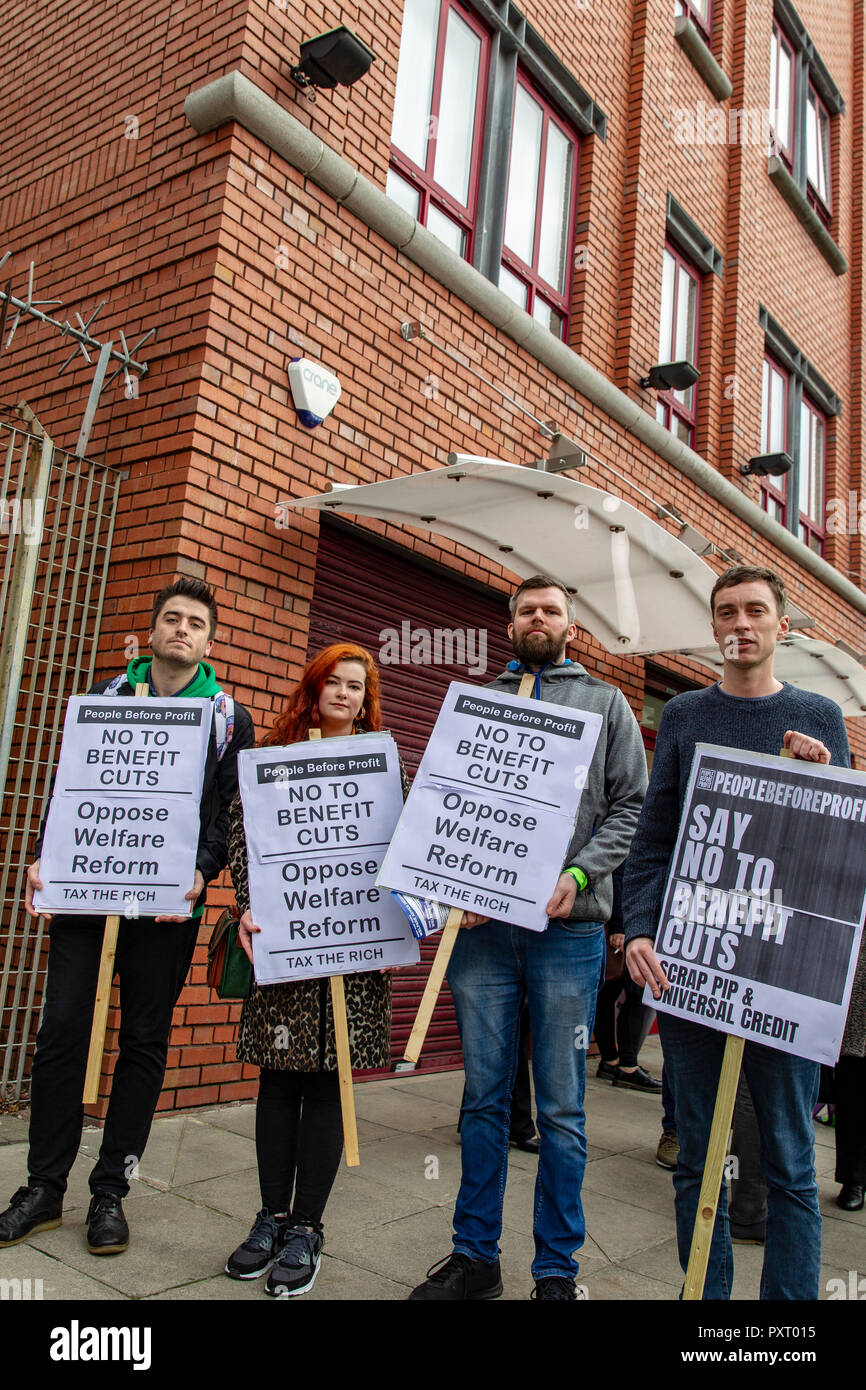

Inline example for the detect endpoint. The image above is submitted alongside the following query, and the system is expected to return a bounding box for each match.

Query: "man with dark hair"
[411,576,647,1301]
[623,565,856,1299]
[0,581,254,1254]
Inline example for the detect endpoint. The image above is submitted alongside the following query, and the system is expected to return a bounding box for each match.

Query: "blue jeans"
[446,919,604,1280]
[657,1013,821,1300]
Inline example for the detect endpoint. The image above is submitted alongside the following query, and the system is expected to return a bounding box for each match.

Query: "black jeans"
[256,1068,344,1227]
[595,975,647,1069]
[835,1055,866,1184]
[27,916,199,1198]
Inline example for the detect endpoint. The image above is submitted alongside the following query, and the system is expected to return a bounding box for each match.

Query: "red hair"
[263,644,382,747]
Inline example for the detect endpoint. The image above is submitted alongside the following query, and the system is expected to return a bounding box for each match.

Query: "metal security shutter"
[306,521,514,1072]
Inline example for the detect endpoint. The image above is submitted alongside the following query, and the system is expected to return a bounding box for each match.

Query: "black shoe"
[510,1134,540,1154]
[531,1276,579,1300]
[596,1060,619,1082]
[265,1223,324,1297]
[612,1065,662,1092]
[225,1209,288,1279]
[85,1191,129,1254]
[836,1183,864,1211]
[0,1185,62,1247]
[409,1252,503,1301]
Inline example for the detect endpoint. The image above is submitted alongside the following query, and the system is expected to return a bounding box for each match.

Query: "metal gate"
[0,419,122,1100]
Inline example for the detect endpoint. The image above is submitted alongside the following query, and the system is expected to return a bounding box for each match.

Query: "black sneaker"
[596,1060,619,1082]
[532,1276,580,1300]
[265,1223,323,1297]
[85,1191,129,1254]
[225,1209,288,1280]
[409,1252,503,1301]
[0,1184,62,1247]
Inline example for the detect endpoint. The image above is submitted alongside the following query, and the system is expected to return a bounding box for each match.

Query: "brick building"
[1,0,865,1111]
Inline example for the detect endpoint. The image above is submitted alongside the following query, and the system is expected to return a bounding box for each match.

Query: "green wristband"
[565,866,588,891]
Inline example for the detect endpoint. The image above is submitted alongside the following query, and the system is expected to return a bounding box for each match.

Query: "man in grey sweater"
[410,575,647,1301]
[623,564,857,1299]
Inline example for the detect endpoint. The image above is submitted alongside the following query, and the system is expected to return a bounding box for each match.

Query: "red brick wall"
[2,0,864,1110]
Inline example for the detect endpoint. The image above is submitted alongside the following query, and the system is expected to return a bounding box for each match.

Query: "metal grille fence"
[0,421,121,1100]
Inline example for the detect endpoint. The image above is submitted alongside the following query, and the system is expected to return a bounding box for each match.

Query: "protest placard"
[378,682,603,932]
[34,696,213,919]
[239,732,419,986]
[648,742,866,1066]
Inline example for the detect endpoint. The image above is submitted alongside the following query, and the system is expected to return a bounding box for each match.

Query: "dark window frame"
[674,0,712,43]
[758,308,840,557]
[770,3,844,227]
[388,0,492,261]
[389,0,607,340]
[656,241,702,448]
[499,69,580,333]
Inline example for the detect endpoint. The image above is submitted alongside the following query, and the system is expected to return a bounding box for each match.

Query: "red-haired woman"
[223,644,405,1297]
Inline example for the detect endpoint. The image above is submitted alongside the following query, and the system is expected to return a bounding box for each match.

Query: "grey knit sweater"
[623,681,866,1058]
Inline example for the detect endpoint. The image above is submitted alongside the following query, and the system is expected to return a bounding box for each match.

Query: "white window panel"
[504,85,543,264]
[391,0,440,169]
[433,8,482,204]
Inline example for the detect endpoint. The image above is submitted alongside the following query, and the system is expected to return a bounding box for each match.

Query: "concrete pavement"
[0,1036,861,1301]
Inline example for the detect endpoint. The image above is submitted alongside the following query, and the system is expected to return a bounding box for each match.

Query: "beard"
[512,628,565,667]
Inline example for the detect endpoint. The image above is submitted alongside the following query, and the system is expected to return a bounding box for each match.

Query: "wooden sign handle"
[330,974,359,1166]
[402,907,463,1066]
[83,681,150,1104]
[682,1033,745,1300]
[307,725,360,1166]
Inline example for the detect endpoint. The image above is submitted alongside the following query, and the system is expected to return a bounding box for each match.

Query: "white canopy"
[283,457,718,656]
[683,632,866,719]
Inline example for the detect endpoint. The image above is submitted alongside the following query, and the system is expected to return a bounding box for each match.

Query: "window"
[768,7,843,230]
[760,355,789,526]
[388,0,606,340]
[769,20,794,163]
[655,244,701,446]
[806,85,831,218]
[499,77,578,337]
[758,308,839,558]
[798,395,826,552]
[674,0,711,41]
[388,0,490,259]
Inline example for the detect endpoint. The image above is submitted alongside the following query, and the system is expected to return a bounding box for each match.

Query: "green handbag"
[207,908,252,999]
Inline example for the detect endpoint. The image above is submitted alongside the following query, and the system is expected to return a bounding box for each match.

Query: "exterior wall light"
[639,361,700,391]
[289,26,376,94]
[740,452,794,478]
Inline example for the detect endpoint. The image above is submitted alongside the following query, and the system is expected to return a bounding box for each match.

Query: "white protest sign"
[648,743,866,1065]
[34,696,212,917]
[378,682,603,932]
[239,733,420,984]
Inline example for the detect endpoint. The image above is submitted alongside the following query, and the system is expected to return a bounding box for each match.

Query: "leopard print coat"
[226,755,410,1072]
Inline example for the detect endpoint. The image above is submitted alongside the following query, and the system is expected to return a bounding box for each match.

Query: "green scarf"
[126,655,221,697]
[125,656,220,919]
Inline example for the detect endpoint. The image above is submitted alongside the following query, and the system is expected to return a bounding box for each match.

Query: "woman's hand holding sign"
[237,908,260,964]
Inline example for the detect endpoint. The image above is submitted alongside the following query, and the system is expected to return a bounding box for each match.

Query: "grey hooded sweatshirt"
[485,661,648,925]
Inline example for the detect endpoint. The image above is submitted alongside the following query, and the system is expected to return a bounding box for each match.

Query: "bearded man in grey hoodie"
[410,575,647,1302]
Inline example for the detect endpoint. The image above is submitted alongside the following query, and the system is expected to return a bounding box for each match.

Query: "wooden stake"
[83,681,150,1104]
[330,973,360,1166]
[396,671,538,1072]
[402,907,463,1066]
[682,1033,745,1300]
[307,726,360,1166]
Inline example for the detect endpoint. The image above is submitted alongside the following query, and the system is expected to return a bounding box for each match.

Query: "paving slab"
[351,1086,459,1134]
[582,1152,678,1217]
[27,1187,241,1299]
[0,1240,129,1301]
[582,1187,674,1263]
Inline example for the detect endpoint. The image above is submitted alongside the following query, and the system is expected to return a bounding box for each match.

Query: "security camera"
[288,357,342,427]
